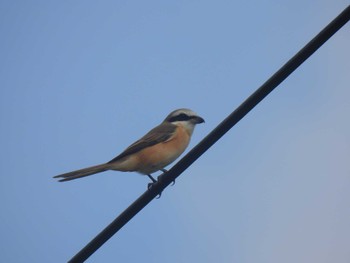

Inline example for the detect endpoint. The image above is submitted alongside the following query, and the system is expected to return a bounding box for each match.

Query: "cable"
[68,5,350,262]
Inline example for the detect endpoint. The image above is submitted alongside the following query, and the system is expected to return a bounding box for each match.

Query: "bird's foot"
[147,174,156,190]
[147,174,162,198]
[147,183,162,199]
[147,174,157,183]
[160,169,175,186]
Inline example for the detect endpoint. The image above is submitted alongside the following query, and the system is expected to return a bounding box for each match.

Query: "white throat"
[173,121,196,136]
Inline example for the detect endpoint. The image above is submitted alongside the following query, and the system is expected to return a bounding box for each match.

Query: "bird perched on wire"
[54,108,204,184]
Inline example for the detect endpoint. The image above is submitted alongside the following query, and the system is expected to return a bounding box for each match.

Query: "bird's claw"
[146,170,170,198]
[147,182,162,198]
[160,169,174,185]
[147,182,155,190]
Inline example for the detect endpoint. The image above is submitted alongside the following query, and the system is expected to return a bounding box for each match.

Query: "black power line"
[68,5,350,263]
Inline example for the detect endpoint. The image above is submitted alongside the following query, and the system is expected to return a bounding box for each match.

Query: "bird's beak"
[193,116,205,124]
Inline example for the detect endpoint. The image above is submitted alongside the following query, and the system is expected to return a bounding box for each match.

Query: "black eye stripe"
[168,113,193,122]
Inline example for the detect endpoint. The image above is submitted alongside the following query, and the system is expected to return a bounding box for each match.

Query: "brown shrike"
[54,109,204,183]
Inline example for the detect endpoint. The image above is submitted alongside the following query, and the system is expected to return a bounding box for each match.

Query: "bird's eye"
[169,113,191,122]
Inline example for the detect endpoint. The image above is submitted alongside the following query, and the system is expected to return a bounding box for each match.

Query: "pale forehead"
[168,108,197,117]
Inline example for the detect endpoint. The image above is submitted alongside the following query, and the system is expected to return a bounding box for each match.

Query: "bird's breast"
[109,125,191,174]
[135,125,191,174]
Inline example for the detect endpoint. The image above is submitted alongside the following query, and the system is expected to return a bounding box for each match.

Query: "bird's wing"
[107,122,177,163]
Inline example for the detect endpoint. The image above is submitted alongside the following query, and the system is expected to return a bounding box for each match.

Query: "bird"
[53,108,204,183]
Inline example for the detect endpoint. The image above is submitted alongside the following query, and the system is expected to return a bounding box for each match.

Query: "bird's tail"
[53,163,111,182]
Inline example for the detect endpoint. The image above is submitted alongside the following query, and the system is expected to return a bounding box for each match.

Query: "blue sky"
[1,1,349,262]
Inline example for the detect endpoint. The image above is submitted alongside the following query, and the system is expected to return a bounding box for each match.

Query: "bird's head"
[164,108,205,135]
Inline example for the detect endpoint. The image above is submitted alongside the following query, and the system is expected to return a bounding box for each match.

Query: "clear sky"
[1,1,349,262]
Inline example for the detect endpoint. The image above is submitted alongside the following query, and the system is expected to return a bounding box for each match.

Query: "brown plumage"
[53,108,204,182]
